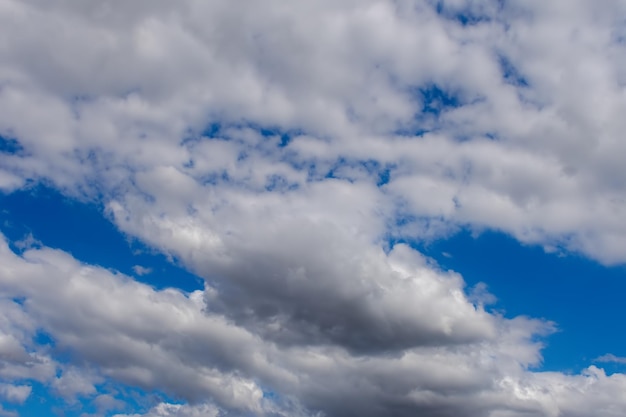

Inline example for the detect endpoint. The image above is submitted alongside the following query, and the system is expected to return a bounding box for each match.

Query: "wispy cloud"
[596,354,626,365]
[132,265,152,276]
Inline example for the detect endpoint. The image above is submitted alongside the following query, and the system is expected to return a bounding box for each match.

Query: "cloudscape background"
[1,0,626,416]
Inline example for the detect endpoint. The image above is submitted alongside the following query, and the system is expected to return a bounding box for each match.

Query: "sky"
[1,0,626,416]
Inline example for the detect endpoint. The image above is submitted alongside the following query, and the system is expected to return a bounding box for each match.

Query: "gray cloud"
[1,232,625,417]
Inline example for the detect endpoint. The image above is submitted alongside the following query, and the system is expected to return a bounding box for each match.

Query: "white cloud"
[0,170,23,192]
[93,394,125,413]
[0,0,625,415]
[0,232,624,416]
[132,265,152,276]
[596,354,626,365]
[0,0,625,263]
[52,367,101,402]
[0,298,57,383]
[0,383,31,404]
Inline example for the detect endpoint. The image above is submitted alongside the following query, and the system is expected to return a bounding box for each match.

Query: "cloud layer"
[1,0,626,415]
[2,235,626,417]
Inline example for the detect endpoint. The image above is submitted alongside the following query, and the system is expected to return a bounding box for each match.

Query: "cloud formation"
[2,0,626,263]
[1,233,625,416]
[0,0,625,416]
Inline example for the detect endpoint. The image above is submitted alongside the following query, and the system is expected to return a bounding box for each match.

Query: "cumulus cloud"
[0,0,625,263]
[0,231,625,416]
[0,383,31,404]
[0,0,625,416]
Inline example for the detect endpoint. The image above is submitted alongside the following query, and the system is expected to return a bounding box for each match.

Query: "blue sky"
[421,231,626,374]
[0,186,203,293]
[2,1,626,417]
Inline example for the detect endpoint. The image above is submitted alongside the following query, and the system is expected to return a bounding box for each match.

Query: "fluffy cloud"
[0,383,31,404]
[1,0,626,263]
[1,0,626,416]
[1,232,625,417]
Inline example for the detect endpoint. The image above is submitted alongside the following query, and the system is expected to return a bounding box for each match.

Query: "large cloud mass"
[1,0,626,416]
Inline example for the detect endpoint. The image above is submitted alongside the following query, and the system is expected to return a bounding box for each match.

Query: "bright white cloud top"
[1,0,626,416]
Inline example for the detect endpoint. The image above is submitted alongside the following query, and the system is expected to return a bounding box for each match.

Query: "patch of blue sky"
[0,134,24,154]
[376,166,392,186]
[484,132,499,141]
[12,378,171,417]
[393,125,431,137]
[432,0,503,26]
[419,84,462,116]
[498,54,530,88]
[356,159,395,186]
[10,382,67,417]
[410,229,626,374]
[323,157,395,186]
[0,186,203,292]
[394,83,466,137]
[264,174,299,192]
[33,329,55,350]
[256,125,302,148]
[194,121,303,148]
[199,121,221,139]
[262,390,278,400]
[324,157,348,180]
